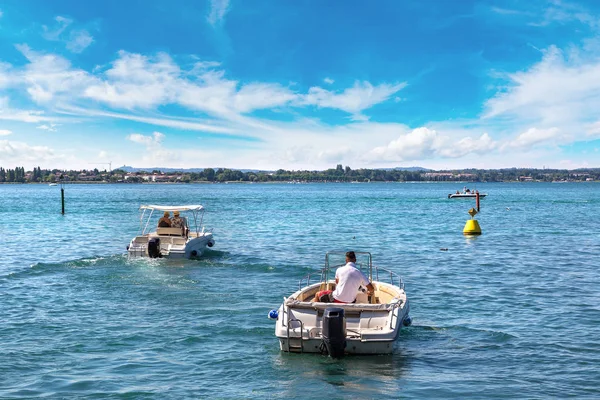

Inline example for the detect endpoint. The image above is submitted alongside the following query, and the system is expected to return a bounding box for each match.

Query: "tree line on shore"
[1,165,599,183]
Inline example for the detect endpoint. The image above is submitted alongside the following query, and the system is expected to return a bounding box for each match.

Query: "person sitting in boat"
[313,251,374,303]
[158,211,172,227]
[170,210,187,236]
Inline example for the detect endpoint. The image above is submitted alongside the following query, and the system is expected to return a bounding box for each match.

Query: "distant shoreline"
[1,180,597,185]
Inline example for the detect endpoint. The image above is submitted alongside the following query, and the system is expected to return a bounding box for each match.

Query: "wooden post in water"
[60,175,65,215]
[476,191,480,212]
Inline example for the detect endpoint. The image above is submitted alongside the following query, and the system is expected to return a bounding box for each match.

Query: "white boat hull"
[274,281,410,355]
[127,232,215,259]
[448,193,487,198]
[278,337,398,354]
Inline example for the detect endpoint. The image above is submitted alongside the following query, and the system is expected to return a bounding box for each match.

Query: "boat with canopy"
[127,204,215,259]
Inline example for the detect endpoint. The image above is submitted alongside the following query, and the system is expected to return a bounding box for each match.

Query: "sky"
[2,0,600,170]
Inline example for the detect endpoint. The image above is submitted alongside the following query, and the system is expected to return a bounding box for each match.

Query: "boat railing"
[299,265,404,291]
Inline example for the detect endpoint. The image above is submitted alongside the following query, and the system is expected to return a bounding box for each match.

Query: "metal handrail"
[299,264,405,290]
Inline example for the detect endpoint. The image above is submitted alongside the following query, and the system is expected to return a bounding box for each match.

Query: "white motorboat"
[127,204,215,259]
[271,251,411,356]
[448,187,487,198]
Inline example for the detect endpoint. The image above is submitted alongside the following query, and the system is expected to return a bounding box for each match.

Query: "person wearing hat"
[170,210,187,236]
[158,211,172,227]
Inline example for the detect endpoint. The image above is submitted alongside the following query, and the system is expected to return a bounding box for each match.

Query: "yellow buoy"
[463,219,481,235]
[463,207,482,235]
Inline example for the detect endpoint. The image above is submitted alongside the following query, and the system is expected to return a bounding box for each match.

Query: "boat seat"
[156,227,184,236]
[133,236,149,244]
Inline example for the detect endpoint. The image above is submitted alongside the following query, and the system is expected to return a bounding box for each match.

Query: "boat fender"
[322,307,346,358]
[190,250,198,257]
[207,240,214,248]
[403,316,412,327]
[268,309,279,320]
[126,245,129,250]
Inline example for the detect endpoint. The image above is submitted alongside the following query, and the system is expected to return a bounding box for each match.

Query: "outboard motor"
[322,307,346,358]
[147,238,161,258]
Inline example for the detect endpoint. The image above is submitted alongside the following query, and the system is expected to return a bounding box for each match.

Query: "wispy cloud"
[42,16,72,41]
[489,0,598,30]
[66,29,94,53]
[484,45,600,133]
[36,123,60,132]
[0,129,12,136]
[323,77,334,84]
[42,16,94,53]
[303,81,407,120]
[207,0,230,26]
[5,29,600,170]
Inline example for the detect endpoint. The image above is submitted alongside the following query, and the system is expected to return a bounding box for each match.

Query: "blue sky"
[2,0,600,170]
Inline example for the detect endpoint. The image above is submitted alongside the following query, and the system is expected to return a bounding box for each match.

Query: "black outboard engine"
[322,307,346,358]
[147,238,161,258]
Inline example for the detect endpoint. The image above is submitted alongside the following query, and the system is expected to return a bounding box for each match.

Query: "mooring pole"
[59,174,65,215]
[476,191,480,212]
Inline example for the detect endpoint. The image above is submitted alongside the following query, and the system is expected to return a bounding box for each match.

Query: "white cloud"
[366,127,441,162]
[42,16,73,41]
[41,16,94,53]
[98,150,108,158]
[36,123,60,132]
[324,77,334,84]
[529,1,597,29]
[438,133,497,158]
[66,29,94,53]
[0,139,59,163]
[506,127,561,149]
[0,108,57,123]
[207,0,230,26]
[0,129,12,136]
[303,81,406,119]
[16,44,95,104]
[364,127,498,162]
[484,46,600,125]
[0,63,13,89]
[127,131,178,164]
[84,51,179,109]
[233,83,296,113]
[127,131,164,145]
[7,39,596,169]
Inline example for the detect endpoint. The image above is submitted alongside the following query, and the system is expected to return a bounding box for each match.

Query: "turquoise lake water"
[1,182,599,399]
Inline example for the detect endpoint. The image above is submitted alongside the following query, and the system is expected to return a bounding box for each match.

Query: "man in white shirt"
[314,251,375,303]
